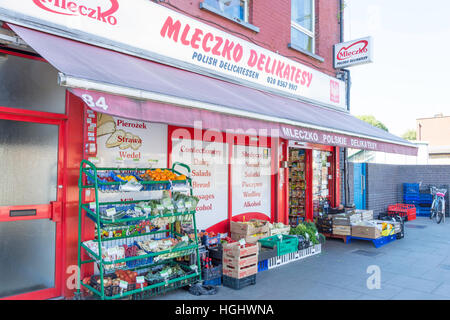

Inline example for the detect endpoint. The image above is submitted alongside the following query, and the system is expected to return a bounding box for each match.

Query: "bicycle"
[430,186,447,224]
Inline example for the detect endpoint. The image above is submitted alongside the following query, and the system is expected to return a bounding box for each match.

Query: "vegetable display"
[78,161,201,300]
[289,221,324,245]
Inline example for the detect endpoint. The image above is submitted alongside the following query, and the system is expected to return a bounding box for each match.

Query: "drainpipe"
[339,0,352,207]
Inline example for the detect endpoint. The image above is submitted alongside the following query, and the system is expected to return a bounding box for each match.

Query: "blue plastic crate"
[403,183,420,194]
[203,277,222,286]
[403,195,420,201]
[346,234,396,248]
[201,234,220,248]
[404,199,419,205]
[257,260,269,272]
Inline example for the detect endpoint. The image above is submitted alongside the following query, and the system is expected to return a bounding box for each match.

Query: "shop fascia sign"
[281,125,378,151]
[334,36,373,68]
[0,0,346,110]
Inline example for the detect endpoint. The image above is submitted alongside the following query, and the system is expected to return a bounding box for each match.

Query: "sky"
[344,0,450,136]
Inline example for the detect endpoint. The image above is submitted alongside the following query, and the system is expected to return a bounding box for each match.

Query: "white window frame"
[217,0,249,22]
[291,0,315,53]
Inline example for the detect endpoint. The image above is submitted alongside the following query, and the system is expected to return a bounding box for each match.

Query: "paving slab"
[154,217,450,300]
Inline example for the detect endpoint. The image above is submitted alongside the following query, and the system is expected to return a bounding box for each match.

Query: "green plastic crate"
[258,235,299,256]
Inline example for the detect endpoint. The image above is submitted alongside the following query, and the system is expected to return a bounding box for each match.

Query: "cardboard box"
[374,220,401,234]
[231,232,268,244]
[222,264,257,279]
[357,210,375,221]
[269,225,290,236]
[351,224,381,239]
[332,213,361,226]
[332,225,351,236]
[230,219,270,236]
[222,242,258,258]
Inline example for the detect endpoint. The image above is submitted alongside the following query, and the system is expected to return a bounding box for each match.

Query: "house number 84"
[82,94,109,111]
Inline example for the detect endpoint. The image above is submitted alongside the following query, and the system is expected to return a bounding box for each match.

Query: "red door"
[0,110,65,300]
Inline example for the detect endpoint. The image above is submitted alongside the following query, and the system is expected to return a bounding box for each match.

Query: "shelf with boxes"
[77,160,202,300]
[288,148,307,227]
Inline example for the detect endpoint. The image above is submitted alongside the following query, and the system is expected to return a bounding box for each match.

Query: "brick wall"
[162,0,341,77]
[344,163,450,216]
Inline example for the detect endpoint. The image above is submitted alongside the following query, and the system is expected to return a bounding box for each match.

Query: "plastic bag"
[188,283,218,296]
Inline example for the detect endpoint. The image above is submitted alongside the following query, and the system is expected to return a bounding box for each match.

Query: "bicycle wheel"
[430,200,436,220]
[436,200,444,224]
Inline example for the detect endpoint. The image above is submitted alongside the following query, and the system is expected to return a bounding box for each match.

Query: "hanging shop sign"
[334,36,373,68]
[171,138,229,231]
[231,145,272,220]
[0,0,346,109]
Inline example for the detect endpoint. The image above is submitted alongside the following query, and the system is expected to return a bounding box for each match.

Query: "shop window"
[202,0,249,22]
[0,54,66,114]
[291,0,315,53]
[312,150,332,217]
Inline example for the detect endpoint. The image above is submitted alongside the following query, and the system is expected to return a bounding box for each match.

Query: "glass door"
[312,150,333,217]
[0,115,64,300]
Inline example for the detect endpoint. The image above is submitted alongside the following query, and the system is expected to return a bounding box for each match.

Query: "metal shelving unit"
[76,160,201,300]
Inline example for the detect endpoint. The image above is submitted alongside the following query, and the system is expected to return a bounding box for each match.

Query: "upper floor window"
[291,0,315,53]
[203,0,249,22]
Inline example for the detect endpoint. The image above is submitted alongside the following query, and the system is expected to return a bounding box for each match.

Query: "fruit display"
[86,167,189,193]
[116,174,138,182]
[140,168,186,182]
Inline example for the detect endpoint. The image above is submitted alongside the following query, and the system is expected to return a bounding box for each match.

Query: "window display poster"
[93,112,168,202]
[171,138,229,231]
[95,112,168,168]
[232,145,272,220]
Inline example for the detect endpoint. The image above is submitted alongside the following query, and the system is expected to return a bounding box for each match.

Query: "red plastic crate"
[408,212,416,221]
[387,204,416,218]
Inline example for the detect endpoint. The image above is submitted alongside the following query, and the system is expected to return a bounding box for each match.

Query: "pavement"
[153,217,450,300]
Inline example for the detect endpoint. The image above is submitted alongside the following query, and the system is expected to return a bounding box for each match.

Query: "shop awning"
[8,23,417,156]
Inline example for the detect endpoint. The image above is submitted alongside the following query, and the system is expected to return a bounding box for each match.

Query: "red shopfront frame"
[0,106,67,300]
[281,140,339,223]
[167,125,277,233]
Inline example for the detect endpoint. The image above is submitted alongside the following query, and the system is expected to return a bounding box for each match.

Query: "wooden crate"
[222,242,258,258]
[333,225,351,236]
[223,254,258,268]
[222,263,258,279]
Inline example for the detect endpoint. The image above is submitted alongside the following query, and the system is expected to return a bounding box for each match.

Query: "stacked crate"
[403,183,433,217]
[222,242,258,289]
[403,183,420,206]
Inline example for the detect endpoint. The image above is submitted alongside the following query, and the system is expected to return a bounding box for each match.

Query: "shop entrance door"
[0,114,64,300]
[353,163,367,210]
